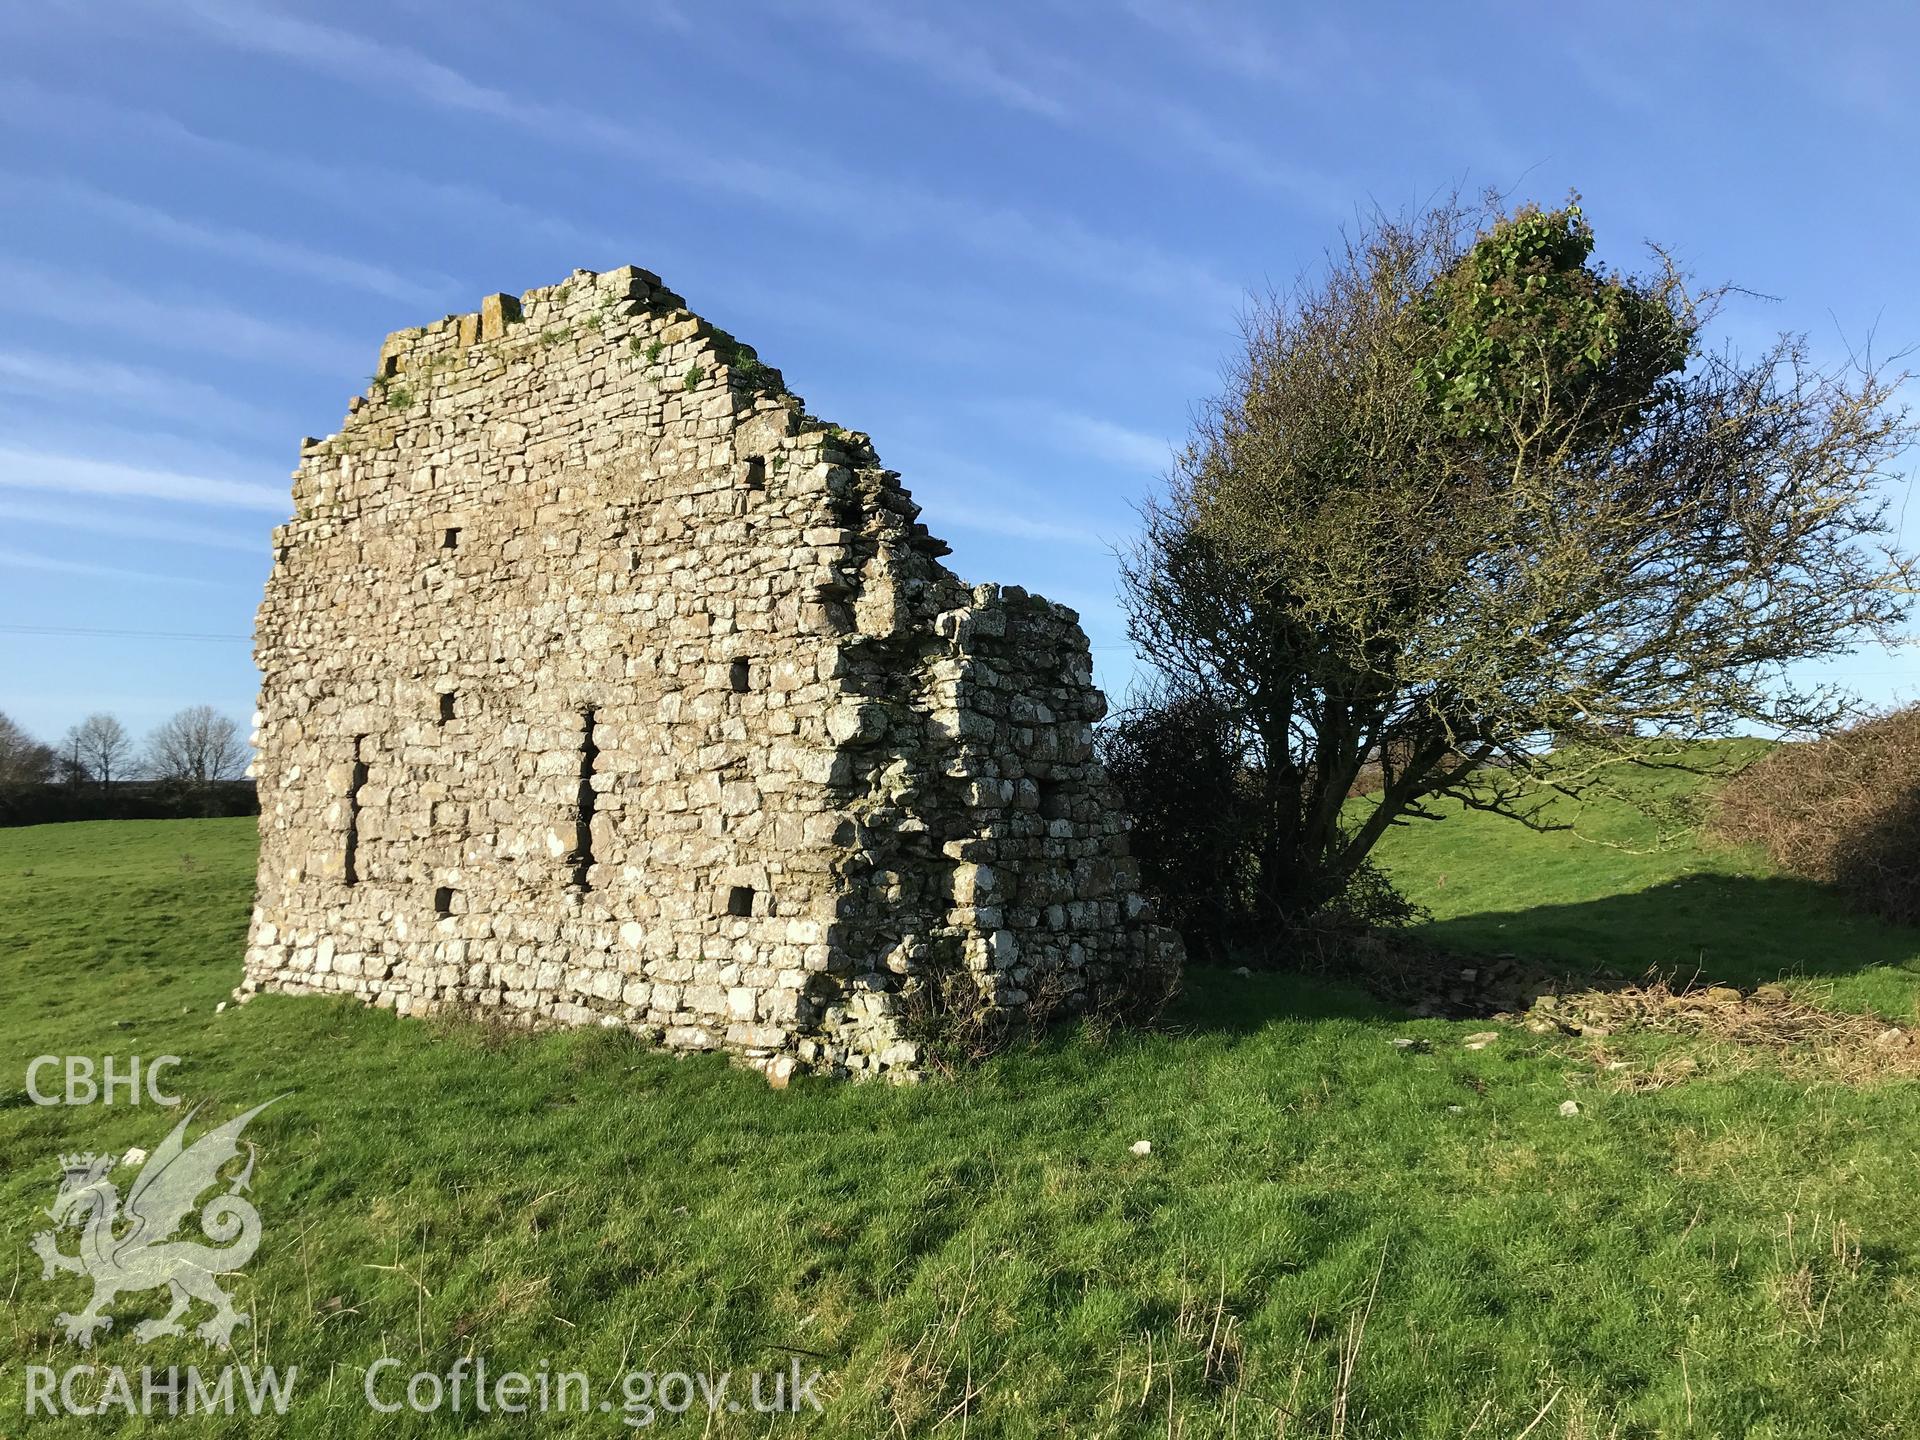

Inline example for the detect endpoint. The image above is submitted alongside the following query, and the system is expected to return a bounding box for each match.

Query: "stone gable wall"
[242,265,1180,1079]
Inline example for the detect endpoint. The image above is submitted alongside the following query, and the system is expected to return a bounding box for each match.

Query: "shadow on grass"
[1164,966,1403,1035]
[1158,872,1920,1035]
[1413,871,1920,989]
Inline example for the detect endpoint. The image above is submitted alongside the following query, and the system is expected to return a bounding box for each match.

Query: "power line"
[0,624,251,643]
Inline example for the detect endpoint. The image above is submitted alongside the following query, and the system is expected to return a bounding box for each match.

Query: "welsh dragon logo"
[32,1099,279,1348]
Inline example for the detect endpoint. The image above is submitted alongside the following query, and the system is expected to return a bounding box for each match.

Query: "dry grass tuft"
[1768,1211,1864,1341]
[1543,979,1920,1085]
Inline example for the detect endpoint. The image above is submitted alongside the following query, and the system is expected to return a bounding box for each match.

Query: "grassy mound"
[3,816,1920,1436]
[1366,742,1920,1017]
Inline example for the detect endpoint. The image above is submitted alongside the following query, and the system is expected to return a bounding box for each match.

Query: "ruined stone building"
[241,265,1181,1080]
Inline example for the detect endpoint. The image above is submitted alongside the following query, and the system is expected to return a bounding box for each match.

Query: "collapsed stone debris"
[241,265,1182,1080]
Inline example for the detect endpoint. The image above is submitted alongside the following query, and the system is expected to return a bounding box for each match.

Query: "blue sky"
[2,1,1916,749]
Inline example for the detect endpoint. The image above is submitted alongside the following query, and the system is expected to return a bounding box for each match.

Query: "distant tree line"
[0,707,256,826]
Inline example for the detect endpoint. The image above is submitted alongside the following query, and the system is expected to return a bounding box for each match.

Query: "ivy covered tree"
[1121,195,1916,931]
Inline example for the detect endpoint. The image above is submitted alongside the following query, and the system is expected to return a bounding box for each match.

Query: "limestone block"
[480,292,523,341]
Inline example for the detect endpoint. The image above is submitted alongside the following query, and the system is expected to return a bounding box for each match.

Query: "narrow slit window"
[438,692,456,724]
[742,455,766,491]
[729,658,751,694]
[433,885,454,918]
[726,885,754,918]
[342,737,368,886]
[570,707,599,891]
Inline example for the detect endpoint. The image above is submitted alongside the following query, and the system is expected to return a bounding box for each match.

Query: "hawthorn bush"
[1712,705,1920,925]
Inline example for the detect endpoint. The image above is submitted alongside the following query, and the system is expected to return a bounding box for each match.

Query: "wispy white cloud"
[791,0,1070,119]
[1117,0,1344,84]
[782,0,1347,211]
[5,172,457,304]
[0,84,1237,406]
[1114,3,1531,192]
[134,2,1244,312]
[142,2,769,192]
[0,347,290,433]
[897,445,1126,551]
[0,497,265,551]
[1139,102,1346,205]
[168,1,524,117]
[935,201,1244,315]
[0,446,288,512]
[922,497,1111,549]
[0,544,224,587]
[0,80,636,269]
[0,255,364,376]
[1044,411,1175,473]
[627,0,697,35]
[977,403,1178,473]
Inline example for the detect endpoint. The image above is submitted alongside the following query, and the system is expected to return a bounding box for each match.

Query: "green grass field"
[4,787,1920,1437]
[1367,747,1920,1017]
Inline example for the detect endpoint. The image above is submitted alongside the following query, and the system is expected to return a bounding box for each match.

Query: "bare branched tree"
[0,711,56,785]
[145,705,249,784]
[1122,194,1917,928]
[65,713,135,790]
[55,728,88,786]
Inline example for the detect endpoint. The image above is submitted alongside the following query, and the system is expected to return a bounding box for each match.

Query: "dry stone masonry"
[242,265,1182,1080]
